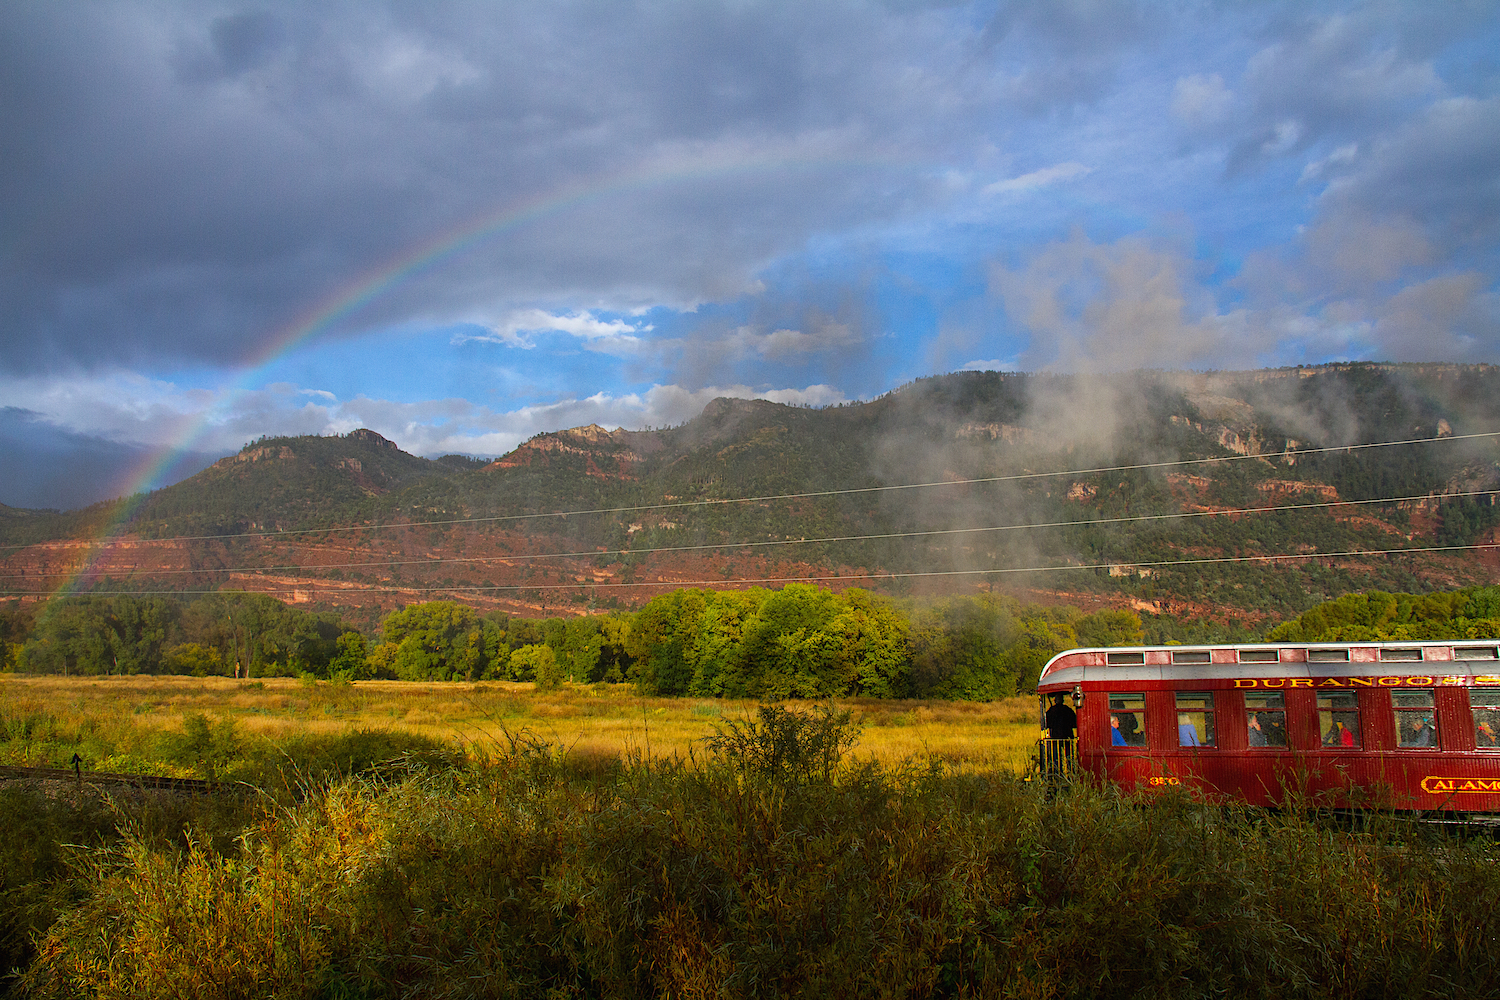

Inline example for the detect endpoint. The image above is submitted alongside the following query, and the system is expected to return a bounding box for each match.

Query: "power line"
[5,429,1495,552]
[6,540,1497,600]
[5,486,1493,581]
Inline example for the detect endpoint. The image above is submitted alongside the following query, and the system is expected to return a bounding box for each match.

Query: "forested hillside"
[5,362,1500,624]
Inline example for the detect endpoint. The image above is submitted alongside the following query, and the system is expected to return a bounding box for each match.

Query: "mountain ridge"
[5,362,1500,624]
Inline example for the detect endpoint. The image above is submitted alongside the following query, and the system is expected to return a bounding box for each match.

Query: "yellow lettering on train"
[1378,676,1402,686]
[1440,676,1466,685]
[1318,678,1345,687]
[1477,676,1500,686]
[1407,676,1433,686]
[1348,677,1374,686]
[1234,679,1258,688]
[1289,679,1313,688]
[1422,776,1500,795]
[1263,679,1285,688]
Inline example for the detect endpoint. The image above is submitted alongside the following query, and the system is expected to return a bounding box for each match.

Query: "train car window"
[1307,648,1350,663]
[1245,692,1288,748]
[1379,647,1423,662]
[1107,694,1147,747]
[1238,649,1280,663]
[1106,651,1146,666]
[1170,650,1211,664]
[1473,690,1500,750]
[1175,692,1215,747]
[1455,645,1500,660]
[1393,690,1438,749]
[1317,691,1361,748]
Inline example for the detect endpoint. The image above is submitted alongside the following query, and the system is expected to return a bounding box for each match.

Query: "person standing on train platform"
[1046,692,1077,741]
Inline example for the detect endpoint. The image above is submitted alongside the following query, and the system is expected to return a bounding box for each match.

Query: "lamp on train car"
[1072,685,1084,707]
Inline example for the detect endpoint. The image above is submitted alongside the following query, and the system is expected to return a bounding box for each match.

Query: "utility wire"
[5,486,1493,581]
[6,540,1497,599]
[5,429,1496,551]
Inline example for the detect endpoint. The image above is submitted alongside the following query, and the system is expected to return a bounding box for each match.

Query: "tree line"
[2,585,1147,699]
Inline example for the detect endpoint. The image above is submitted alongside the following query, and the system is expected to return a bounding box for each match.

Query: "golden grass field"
[0,673,1047,774]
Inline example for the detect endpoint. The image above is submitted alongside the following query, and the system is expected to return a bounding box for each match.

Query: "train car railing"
[1034,738,1078,780]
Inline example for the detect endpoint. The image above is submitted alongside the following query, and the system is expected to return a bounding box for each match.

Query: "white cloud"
[981,162,1092,197]
[1170,73,1232,129]
[961,359,1019,372]
[456,309,652,349]
[723,321,860,360]
[1298,142,1358,184]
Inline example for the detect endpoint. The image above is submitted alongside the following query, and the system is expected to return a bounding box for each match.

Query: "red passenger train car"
[1036,640,1500,813]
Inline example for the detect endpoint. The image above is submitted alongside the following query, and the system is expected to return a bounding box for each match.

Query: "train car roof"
[1037,639,1500,691]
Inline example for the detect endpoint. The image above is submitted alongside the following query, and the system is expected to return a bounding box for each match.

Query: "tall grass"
[10,707,1500,998]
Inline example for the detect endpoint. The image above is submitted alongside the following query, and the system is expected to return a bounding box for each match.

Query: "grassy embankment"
[0,674,1043,776]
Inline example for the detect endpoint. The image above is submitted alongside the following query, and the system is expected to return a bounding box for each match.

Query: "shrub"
[701,703,861,785]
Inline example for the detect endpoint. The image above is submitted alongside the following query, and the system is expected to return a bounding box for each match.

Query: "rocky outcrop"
[347,428,399,450]
[484,423,645,478]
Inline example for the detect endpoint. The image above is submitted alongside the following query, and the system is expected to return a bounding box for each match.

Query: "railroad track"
[0,764,221,794]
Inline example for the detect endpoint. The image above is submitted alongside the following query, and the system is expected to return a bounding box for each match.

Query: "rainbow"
[46,150,912,599]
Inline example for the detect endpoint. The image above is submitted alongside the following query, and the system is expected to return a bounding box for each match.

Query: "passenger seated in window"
[1110,714,1127,746]
[1478,721,1498,749]
[1323,720,1355,747]
[1116,710,1140,745]
[1404,715,1436,748]
[1177,713,1202,747]
[1247,713,1268,747]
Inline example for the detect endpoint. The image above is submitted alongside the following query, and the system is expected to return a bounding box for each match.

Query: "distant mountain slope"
[5,363,1500,622]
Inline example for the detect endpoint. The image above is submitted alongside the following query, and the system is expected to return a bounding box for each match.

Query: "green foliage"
[511,643,560,688]
[1269,586,1500,642]
[0,600,35,671]
[19,596,177,676]
[161,642,222,676]
[1074,608,1146,647]
[702,703,862,785]
[1437,494,1500,546]
[370,601,499,681]
[159,713,241,782]
[328,630,369,680]
[626,586,913,699]
[503,643,547,684]
[9,592,367,681]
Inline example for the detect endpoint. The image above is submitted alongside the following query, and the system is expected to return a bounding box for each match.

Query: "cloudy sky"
[3,1,1498,508]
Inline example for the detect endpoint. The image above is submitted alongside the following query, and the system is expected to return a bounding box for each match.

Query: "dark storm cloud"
[0,0,1050,374]
[3,0,1498,392]
[0,408,220,509]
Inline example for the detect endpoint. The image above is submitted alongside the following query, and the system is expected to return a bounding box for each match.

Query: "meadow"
[0,674,1044,777]
[4,675,1499,998]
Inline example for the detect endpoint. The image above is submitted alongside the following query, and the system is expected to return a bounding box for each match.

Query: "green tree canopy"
[370,602,500,681]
